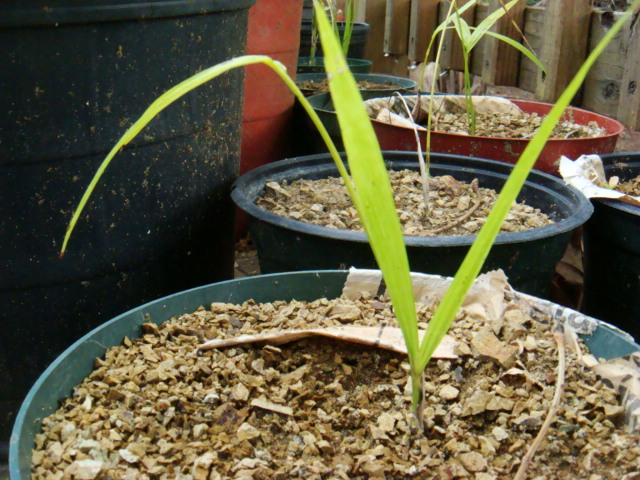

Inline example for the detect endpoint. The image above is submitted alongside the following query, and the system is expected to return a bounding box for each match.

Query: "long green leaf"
[60,55,352,256]
[467,0,517,49]
[313,0,421,382]
[481,30,546,72]
[415,0,640,373]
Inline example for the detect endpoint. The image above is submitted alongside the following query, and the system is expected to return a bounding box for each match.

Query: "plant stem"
[462,53,476,135]
[411,368,426,429]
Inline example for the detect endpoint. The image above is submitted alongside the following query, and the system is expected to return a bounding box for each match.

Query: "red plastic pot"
[239,0,303,236]
[372,99,624,175]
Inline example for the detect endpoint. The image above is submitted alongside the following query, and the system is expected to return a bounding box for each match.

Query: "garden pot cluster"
[6,0,640,475]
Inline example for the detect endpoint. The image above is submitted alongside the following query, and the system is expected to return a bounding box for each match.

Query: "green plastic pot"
[9,271,639,478]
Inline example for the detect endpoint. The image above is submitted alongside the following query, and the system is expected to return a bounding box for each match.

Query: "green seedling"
[309,0,359,64]
[62,0,639,430]
[424,0,545,135]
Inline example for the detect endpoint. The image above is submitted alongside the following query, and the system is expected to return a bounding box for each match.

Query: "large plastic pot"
[370,97,624,175]
[583,152,640,341]
[10,270,639,479]
[0,0,254,457]
[238,0,304,236]
[232,152,593,298]
[299,20,371,59]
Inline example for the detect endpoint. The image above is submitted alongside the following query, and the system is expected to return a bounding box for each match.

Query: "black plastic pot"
[0,0,254,457]
[10,270,639,479]
[232,152,593,298]
[583,152,640,341]
[299,20,371,59]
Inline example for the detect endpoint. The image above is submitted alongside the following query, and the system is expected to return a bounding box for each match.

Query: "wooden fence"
[360,0,640,129]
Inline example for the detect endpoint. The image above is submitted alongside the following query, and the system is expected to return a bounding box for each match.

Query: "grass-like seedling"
[424,0,545,135]
[61,0,639,428]
[309,0,359,65]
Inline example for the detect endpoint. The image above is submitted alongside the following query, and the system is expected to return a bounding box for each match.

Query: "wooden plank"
[517,6,544,93]
[618,15,640,129]
[407,0,440,64]
[582,11,628,119]
[364,0,411,76]
[470,3,489,76]
[481,0,526,86]
[384,0,411,55]
[535,0,591,103]
[438,0,477,72]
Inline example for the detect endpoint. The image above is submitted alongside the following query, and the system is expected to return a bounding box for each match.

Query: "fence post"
[535,0,591,103]
[617,18,640,129]
[408,0,440,65]
[481,0,527,86]
[438,0,477,71]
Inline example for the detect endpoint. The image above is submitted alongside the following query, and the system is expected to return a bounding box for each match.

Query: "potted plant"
[0,0,254,457]
[363,0,625,175]
[10,0,640,477]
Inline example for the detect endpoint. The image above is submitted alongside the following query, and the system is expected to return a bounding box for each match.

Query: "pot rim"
[231,151,594,247]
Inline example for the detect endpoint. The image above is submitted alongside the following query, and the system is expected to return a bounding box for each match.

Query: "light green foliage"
[310,0,358,63]
[427,0,545,135]
[63,0,640,426]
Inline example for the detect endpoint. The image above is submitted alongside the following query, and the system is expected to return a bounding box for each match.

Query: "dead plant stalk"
[513,325,567,480]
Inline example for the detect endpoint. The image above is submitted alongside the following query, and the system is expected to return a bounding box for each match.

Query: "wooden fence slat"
[481,0,526,86]
[617,17,640,129]
[438,0,477,72]
[582,11,628,119]
[535,0,591,103]
[408,0,440,64]
[470,3,489,76]
[365,0,411,76]
[384,0,411,55]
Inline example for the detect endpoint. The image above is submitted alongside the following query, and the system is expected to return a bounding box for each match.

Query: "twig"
[393,92,430,217]
[513,324,566,480]
[427,181,482,235]
[428,200,482,234]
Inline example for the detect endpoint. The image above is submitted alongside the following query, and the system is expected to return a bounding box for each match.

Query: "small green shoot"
[424,0,545,135]
[62,0,640,429]
[309,0,359,64]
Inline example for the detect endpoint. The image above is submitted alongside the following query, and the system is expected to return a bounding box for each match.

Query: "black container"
[583,152,640,341]
[0,0,254,457]
[299,20,371,59]
[232,152,593,298]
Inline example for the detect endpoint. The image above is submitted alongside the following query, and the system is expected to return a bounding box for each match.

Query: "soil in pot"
[257,171,553,236]
[613,174,640,195]
[29,286,640,479]
[297,78,406,96]
[374,96,607,140]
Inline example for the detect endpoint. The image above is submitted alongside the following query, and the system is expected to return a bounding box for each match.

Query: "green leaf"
[313,0,421,377]
[415,0,640,372]
[482,30,546,72]
[60,55,348,256]
[467,0,517,50]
